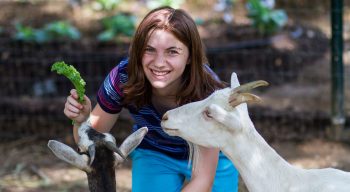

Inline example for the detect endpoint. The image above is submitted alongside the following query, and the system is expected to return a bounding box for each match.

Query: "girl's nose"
[154,54,166,68]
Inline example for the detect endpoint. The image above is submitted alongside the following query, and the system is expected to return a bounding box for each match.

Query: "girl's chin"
[150,81,168,89]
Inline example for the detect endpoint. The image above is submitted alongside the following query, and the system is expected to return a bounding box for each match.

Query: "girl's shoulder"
[109,58,129,83]
[116,58,129,72]
[204,63,220,81]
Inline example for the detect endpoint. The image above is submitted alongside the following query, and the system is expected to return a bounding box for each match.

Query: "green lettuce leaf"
[51,61,86,103]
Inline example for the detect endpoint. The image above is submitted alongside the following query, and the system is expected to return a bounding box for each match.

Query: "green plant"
[43,21,81,41]
[97,13,136,42]
[92,0,122,11]
[13,21,80,43]
[246,0,288,35]
[14,0,41,3]
[14,23,44,42]
[146,0,184,9]
[51,61,86,103]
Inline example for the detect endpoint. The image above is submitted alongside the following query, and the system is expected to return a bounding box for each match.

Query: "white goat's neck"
[221,122,298,192]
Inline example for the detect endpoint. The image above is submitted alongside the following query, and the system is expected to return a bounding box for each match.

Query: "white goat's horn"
[229,93,261,107]
[232,80,269,93]
[229,80,269,107]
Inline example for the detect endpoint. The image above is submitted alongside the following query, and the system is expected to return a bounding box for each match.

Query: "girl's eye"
[168,50,179,56]
[144,47,155,53]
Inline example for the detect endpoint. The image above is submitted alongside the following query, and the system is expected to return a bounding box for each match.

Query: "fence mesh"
[0,0,349,141]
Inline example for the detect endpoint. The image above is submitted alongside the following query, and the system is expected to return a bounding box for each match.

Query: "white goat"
[161,72,350,192]
[48,120,148,192]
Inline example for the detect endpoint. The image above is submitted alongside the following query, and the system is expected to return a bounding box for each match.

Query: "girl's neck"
[151,94,178,116]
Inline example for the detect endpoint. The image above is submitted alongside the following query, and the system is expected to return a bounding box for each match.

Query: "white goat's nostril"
[162,113,168,121]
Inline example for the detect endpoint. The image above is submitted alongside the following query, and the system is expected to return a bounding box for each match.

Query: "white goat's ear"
[114,127,148,162]
[48,140,90,172]
[229,72,248,112]
[230,72,240,89]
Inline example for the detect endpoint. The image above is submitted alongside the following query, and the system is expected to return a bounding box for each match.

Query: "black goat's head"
[48,121,148,178]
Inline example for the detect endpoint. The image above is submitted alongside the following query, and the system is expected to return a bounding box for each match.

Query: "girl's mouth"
[151,69,170,76]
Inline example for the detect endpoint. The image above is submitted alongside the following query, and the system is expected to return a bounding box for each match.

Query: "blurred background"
[0,0,349,191]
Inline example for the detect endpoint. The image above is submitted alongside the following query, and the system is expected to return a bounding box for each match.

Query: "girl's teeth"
[153,70,168,75]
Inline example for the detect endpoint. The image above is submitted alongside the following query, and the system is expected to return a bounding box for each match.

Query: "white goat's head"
[161,72,268,148]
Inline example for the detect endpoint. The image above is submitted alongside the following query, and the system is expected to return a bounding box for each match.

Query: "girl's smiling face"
[142,29,190,96]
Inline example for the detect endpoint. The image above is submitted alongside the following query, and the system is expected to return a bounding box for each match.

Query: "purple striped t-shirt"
[97,58,220,160]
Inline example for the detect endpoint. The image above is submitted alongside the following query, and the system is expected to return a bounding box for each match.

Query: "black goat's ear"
[115,127,148,162]
[48,140,91,172]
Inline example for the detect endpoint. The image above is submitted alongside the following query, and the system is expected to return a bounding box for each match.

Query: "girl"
[64,6,239,192]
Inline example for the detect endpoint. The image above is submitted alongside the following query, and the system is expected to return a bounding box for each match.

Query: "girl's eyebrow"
[167,47,183,51]
[145,45,154,48]
[145,45,183,51]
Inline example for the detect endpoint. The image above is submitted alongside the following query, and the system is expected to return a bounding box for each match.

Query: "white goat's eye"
[203,109,213,119]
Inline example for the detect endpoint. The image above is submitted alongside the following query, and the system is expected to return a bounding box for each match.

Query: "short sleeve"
[204,64,221,82]
[97,59,128,114]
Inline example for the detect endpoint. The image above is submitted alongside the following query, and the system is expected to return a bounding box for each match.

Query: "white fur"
[161,72,350,192]
[77,120,94,152]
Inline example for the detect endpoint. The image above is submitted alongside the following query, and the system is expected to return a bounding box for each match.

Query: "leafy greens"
[51,61,86,103]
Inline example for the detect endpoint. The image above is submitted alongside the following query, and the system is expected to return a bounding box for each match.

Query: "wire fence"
[0,0,349,141]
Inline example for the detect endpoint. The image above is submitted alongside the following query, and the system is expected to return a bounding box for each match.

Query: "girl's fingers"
[67,95,83,109]
[64,91,90,123]
[66,102,80,113]
[70,89,79,99]
[63,107,79,118]
[83,95,91,105]
[64,101,80,114]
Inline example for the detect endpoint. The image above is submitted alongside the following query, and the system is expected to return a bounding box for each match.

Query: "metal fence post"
[330,0,345,140]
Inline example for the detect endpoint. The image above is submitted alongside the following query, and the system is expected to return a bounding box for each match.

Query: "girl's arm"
[66,89,119,143]
[182,147,220,192]
[73,104,119,142]
[89,104,119,133]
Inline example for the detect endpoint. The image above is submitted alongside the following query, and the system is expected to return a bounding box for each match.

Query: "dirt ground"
[1,1,350,192]
[1,138,350,192]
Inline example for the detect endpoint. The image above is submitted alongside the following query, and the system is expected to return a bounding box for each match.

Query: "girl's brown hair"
[123,6,226,108]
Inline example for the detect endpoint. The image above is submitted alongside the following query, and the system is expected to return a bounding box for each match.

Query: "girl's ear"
[186,57,191,65]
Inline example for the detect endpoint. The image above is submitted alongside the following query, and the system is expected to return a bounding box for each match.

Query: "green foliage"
[51,61,86,103]
[97,13,136,42]
[146,0,184,9]
[14,21,80,43]
[246,0,288,35]
[14,23,40,42]
[93,0,122,11]
[13,0,40,3]
[43,21,81,41]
